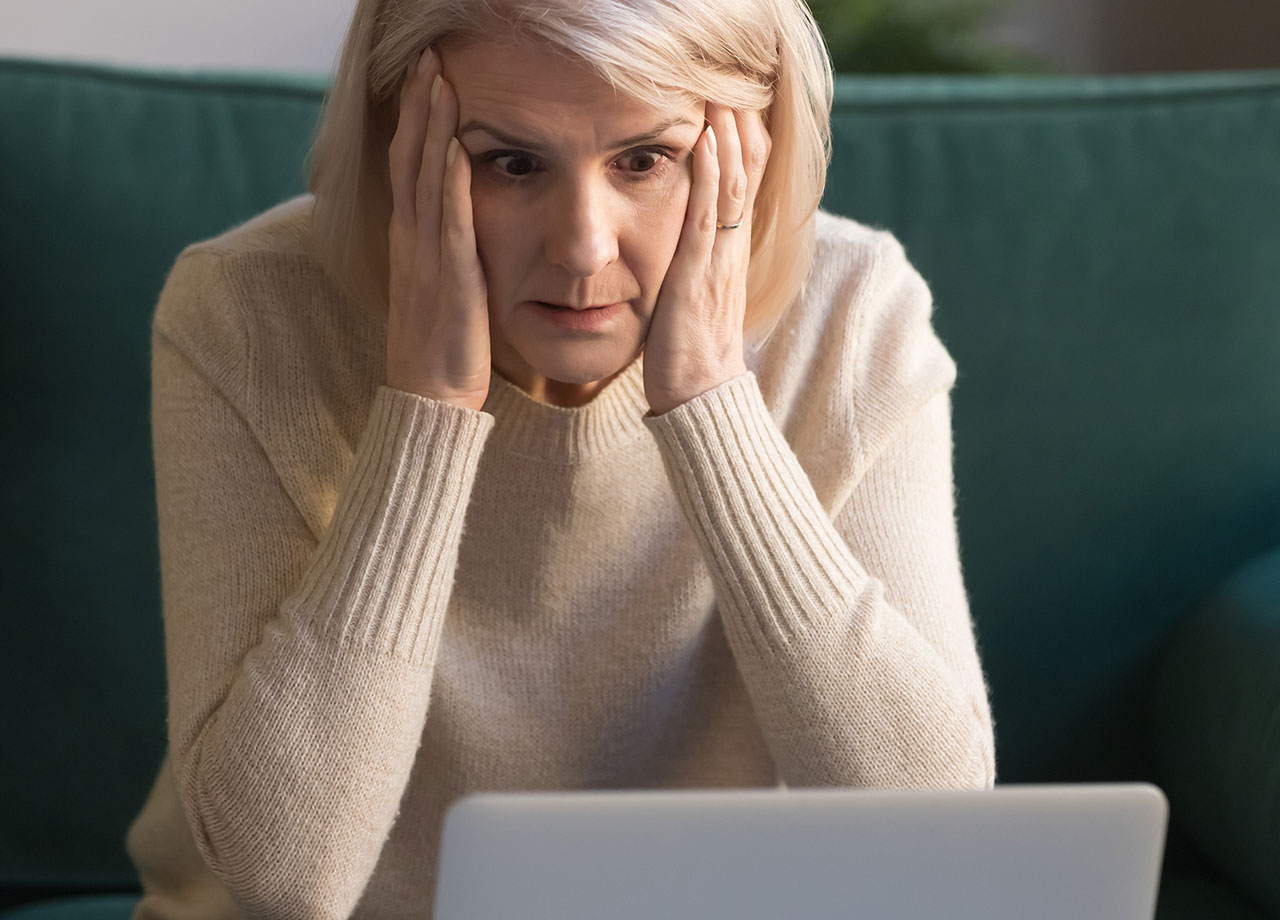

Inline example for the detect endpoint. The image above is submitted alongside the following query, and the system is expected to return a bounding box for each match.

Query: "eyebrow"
[456,116,698,154]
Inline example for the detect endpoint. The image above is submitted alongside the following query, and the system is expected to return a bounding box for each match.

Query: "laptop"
[432,782,1168,920]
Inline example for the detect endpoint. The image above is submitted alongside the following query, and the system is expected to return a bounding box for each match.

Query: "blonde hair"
[306,0,834,349]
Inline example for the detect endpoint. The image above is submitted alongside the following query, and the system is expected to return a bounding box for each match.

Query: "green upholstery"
[0,57,329,916]
[2,54,1278,918]
[1152,547,1280,917]
[0,896,139,920]
[1156,875,1272,920]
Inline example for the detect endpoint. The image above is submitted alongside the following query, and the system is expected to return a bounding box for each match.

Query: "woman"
[125,0,997,917]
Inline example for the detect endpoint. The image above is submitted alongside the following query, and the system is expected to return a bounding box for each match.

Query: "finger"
[388,47,441,239]
[708,102,747,228]
[668,123,720,284]
[440,137,485,303]
[416,72,459,263]
[737,107,772,221]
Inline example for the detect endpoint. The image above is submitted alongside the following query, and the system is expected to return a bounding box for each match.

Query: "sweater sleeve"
[149,249,495,920]
[640,233,995,790]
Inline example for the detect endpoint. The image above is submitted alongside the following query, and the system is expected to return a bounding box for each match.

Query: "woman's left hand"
[643,101,772,417]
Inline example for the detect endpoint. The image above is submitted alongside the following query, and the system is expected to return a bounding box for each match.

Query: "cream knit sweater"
[124,193,996,920]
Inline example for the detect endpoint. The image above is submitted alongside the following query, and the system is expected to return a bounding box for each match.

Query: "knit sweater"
[124,192,996,920]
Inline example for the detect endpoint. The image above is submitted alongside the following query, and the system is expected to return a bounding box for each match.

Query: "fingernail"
[706,125,717,157]
[431,74,442,106]
[418,46,435,76]
[446,137,459,166]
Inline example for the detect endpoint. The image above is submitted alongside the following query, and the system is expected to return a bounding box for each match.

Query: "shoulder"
[815,206,955,405]
[153,193,331,326]
[153,193,317,327]
[813,207,885,249]
[810,208,923,302]
[765,208,956,473]
[182,193,315,260]
[150,194,365,405]
[148,196,378,542]
[800,209,941,368]
[808,207,952,381]
[778,207,951,386]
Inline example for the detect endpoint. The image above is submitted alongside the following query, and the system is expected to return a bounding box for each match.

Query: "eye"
[617,147,675,182]
[476,146,678,186]
[483,151,541,181]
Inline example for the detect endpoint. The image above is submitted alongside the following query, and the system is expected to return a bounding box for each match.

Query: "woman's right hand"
[386,47,492,412]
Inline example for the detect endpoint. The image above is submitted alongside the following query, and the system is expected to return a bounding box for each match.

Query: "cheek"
[623,199,689,299]
[468,192,523,290]
[631,175,692,262]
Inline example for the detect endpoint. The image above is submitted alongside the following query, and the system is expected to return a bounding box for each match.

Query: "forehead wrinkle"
[458,115,699,155]
[444,40,702,158]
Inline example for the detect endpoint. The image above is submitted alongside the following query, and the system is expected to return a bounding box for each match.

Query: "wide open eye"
[616,147,676,182]
[476,146,678,186]
[484,150,541,180]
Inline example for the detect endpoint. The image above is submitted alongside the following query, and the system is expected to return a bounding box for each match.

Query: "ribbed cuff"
[280,385,495,666]
[641,371,869,656]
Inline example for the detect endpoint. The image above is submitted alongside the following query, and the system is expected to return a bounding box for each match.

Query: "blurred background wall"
[1,0,1278,75]
[981,0,1280,73]
[0,0,354,73]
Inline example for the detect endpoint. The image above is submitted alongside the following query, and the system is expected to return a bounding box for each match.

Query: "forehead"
[443,39,701,147]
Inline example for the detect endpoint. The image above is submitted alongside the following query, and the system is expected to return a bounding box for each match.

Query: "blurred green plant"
[808,0,1060,73]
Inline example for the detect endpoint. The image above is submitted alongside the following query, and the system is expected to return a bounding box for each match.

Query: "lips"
[537,300,616,311]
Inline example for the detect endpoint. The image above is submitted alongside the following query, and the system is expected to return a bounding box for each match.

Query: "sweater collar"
[479,348,650,462]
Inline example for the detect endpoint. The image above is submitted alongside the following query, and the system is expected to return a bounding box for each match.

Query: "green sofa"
[2,55,1278,919]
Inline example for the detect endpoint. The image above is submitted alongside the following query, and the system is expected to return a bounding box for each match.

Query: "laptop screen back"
[433,783,1167,920]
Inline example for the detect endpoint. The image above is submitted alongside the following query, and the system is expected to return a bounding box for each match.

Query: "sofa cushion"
[0,54,325,897]
[1151,546,1280,918]
[1156,871,1271,920]
[0,894,139,920]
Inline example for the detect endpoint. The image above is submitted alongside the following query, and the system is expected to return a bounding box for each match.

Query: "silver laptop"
[432,782,1168,920]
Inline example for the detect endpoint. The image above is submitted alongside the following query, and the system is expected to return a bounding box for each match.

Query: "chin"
[527,346,628,383]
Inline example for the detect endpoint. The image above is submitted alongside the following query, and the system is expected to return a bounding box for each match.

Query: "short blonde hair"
[306,0,834,349]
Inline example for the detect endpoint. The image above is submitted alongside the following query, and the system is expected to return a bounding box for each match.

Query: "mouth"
[529,299,626,329]
[535,301,618,312]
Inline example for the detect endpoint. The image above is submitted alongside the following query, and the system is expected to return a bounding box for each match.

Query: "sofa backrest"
[821,69,1280,786]
[3,55,1279,900]
[0,57,329,904]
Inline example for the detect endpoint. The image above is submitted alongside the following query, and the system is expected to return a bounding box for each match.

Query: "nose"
[542,177,619,279]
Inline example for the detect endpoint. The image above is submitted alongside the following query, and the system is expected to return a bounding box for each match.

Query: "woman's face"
[439,39,706,407]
